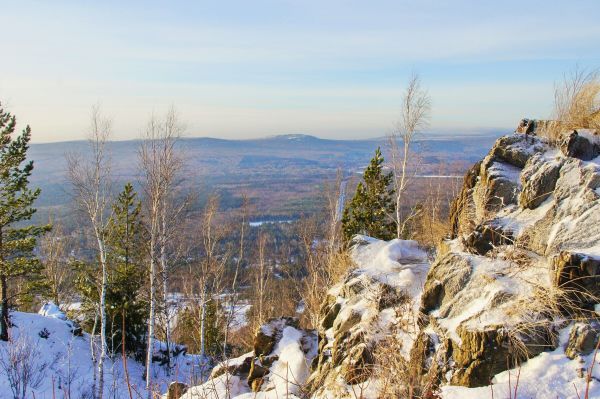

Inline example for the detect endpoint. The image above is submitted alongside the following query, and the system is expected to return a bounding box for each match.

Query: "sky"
[1,1,599,143]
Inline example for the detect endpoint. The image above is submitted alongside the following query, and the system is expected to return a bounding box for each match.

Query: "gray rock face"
[415,132,600,388]
[253,316,299,356]
[491,134,545,168]
[421,252,472,314]
[515,118,561,136]
[307,244,429,397]
[469,134,547,225]
[474,156,521,216]
[449,160,482,237]
[516,118,536,134]
[519,154,563,209]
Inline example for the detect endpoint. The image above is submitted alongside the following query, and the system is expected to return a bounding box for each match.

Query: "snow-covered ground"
[0,304,203,399]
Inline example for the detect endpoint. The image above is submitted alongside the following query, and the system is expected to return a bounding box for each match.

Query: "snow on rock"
[413,131,600,391]
[307,237,430,398]
[178,317,317,399]
[351,236,429,297]
[307,130,600,397]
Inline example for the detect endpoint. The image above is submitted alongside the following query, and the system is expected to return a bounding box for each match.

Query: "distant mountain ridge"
[27,130,504,224]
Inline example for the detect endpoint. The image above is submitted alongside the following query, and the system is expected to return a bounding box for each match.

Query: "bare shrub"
[0,334,49,399]
[374,334,438,399]
[299,171,352,329]
[373,294,438,399]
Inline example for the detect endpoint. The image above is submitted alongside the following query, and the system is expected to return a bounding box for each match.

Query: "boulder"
[464,222,514,255]
[247,361,270,391]
[332,308,362,336]
[450,325,554,387]
[560,130,600,161]
[210,355,253,379]
[474,156,521,216]
[566,322,600,359]
[490,134,546,169]
[515,119,560,136]
[167,382,188,399]
[253,330,276,357]
[253,317,299,356]
[516,118,537,135]
[449,160,481,237]
[551,251,600,308]
[321,301,341,330]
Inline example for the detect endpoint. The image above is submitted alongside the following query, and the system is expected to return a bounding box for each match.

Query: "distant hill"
[28,131,504,225]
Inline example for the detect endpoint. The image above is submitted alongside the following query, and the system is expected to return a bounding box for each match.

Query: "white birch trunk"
[96,232,108,399]
[160,206,171,370]
[146,236,156,399]
[90,311,98,398]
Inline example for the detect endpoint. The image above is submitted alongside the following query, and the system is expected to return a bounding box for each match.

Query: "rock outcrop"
[307,126,600,395]
[307,238,429,397]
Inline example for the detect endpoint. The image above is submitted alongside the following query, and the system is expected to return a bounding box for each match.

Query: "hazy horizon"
[2,0,599,142]
[28,128,507,145]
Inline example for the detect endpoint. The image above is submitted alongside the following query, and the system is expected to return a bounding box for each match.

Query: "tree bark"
[122,309,133,399]
[160,205,171,371]
[0,274,8,341]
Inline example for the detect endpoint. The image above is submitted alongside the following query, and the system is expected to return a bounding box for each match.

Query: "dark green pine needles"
[0,102,50,341]
[342,147,396,243]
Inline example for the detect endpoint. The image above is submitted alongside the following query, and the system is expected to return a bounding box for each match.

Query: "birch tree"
[66,105,112,399]
[138,107,185,393]
[197,194,228,359]
[253,231,270,331]
[388,73,431,238]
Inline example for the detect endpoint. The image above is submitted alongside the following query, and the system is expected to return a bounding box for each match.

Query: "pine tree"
[342,147,395,242]
[75,183,148,357]
[0,103,50,341]
[105,183,148,358]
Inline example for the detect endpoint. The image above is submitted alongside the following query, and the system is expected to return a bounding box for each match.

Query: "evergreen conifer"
[341,147,395,242]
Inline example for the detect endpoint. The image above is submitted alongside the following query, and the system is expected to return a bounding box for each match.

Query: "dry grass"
[545,67,600,141]
[374,333,440,399]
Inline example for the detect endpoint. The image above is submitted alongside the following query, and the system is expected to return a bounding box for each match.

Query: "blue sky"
[1,1,599,142]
